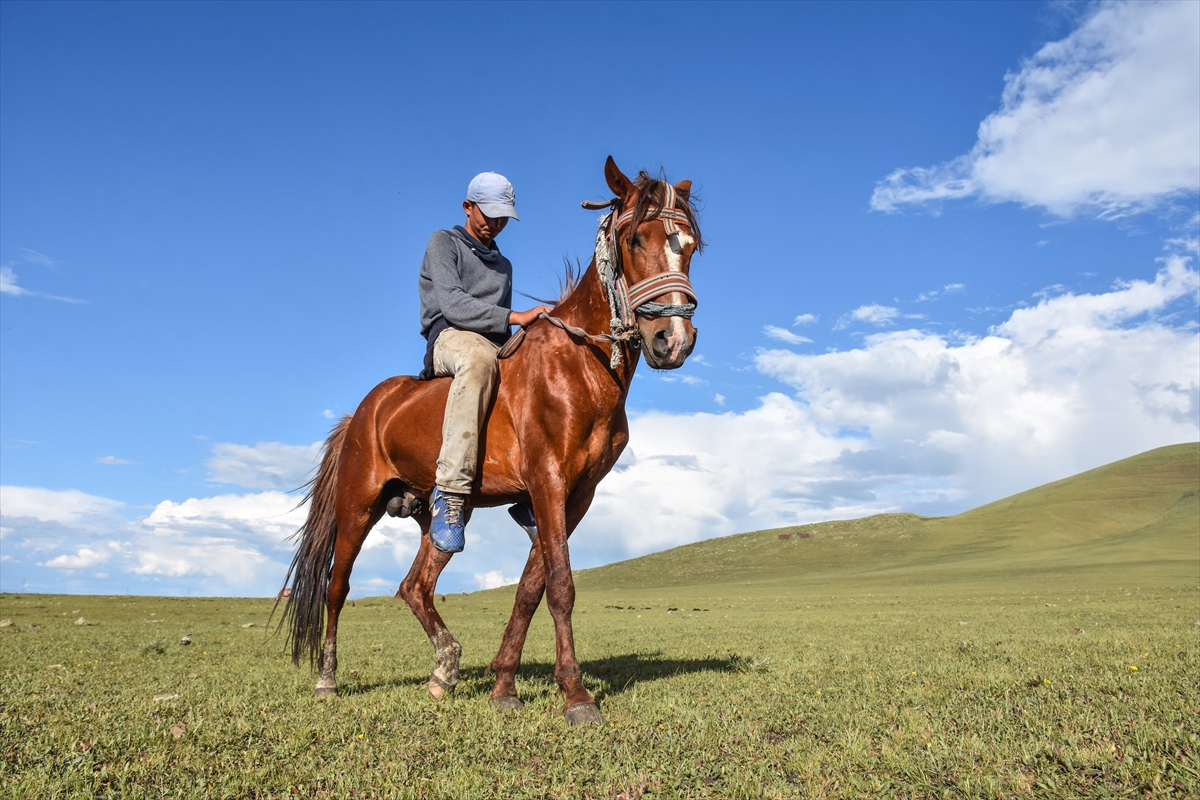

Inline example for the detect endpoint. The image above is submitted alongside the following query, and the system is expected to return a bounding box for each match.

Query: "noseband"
[498,182,699,369]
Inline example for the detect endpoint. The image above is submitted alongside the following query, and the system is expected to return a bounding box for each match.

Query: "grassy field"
[1,444,1197,799]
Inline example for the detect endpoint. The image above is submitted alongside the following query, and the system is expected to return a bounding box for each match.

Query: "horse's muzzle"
[642,317,696,370]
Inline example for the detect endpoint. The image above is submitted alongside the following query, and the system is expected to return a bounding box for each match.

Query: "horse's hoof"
[564,702,605,726]
[314,686,337,700]
[490,694,524,711]
[427,674,455,699]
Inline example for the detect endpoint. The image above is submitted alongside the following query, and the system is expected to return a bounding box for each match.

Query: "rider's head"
[463,172,518,246]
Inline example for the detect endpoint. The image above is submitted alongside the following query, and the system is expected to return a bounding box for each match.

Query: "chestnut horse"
[278,157,702,725]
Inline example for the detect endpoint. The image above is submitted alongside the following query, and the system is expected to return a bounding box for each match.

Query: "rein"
[498,184,699,368]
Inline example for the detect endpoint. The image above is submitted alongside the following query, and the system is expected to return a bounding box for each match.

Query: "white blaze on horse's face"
[661,230,695,358]
[664,231,692,270]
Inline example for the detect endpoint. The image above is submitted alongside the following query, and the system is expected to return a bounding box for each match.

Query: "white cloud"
[206,441,321,489]
[0,478,431,594]
[41,546,110,569]
[126,491,306,584]
[793,314,818,326]
[835,304,905,329]
[0,486,124,526]
[359,514,422,572]
[571,393,877,566]
[764,325,813,345]
[714,393,726,406]
[871,1,1200,218]
[0,266,29,296]
[474,570,519,590]
[758,256,1199,502]
[143,491,306,541]
[95,455,132,465]
[322,409,336,419]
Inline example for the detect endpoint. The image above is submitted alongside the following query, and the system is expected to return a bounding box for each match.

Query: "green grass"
[2,444,1198,798]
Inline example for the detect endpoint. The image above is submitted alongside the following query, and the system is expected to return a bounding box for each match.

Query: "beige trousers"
[432,328,500,494]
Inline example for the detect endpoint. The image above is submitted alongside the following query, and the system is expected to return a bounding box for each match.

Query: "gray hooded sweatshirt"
[417,226,513,377]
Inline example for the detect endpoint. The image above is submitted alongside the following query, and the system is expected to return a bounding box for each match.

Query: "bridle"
[581,182,699,366]
[498,181,700,369]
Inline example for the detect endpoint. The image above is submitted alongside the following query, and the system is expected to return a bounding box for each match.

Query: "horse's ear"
[674,179,692,200]
[605,156,633,199]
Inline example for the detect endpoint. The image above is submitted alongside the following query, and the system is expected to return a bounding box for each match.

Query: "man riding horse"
[404,171,550,552]
[280,158,702,724]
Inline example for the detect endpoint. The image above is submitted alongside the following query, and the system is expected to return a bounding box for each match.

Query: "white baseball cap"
[466,172,519,220]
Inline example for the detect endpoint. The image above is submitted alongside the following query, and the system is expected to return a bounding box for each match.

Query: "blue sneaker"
[429,487,467,553]
[507,502,538,544]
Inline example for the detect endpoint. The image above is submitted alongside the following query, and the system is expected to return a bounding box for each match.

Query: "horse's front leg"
[488,538,545,709]
[397,509,461,698]
[489,488,595,710]
[529,486,604,725]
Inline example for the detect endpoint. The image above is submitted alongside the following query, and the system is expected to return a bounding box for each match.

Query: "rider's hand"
[509,306,553,328]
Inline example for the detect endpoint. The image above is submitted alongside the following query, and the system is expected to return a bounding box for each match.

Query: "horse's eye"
[631,232,642,249]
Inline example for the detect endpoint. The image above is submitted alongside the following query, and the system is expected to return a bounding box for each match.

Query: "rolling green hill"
[575,442,1199,593]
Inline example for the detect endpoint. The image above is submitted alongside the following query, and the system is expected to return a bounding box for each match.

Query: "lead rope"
[495,212,634,368]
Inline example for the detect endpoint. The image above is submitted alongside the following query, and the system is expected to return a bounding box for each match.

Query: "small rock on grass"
[179,635,192,646]
[0,619,12,628]
[74,617,92,626]
[153,693,179,703]
[170,721,186,739]
[241,622,255,628]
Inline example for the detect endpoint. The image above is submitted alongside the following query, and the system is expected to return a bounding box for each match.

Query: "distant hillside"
[574,443,1199,592]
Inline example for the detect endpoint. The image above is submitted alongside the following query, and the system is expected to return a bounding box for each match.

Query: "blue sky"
[2,1,1197,597]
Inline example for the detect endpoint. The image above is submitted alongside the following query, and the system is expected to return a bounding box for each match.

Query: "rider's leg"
[429,328,499,551]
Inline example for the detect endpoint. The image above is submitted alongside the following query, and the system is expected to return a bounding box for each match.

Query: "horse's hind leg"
[397,509,461,698]
[316,503,378,698]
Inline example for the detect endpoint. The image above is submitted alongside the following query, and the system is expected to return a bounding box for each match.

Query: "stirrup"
[507,502,538,544]
[429,487,467,553]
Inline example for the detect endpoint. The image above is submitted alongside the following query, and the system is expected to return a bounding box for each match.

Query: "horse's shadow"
[339,650,735,700]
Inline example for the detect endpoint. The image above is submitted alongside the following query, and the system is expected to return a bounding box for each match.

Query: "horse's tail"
[274,415,351,667]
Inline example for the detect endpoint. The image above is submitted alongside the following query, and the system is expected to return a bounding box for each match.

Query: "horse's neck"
[553,258,608,328]
[551,258,638,389]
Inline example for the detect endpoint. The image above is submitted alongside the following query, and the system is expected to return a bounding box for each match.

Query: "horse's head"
[605,157,702,370]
